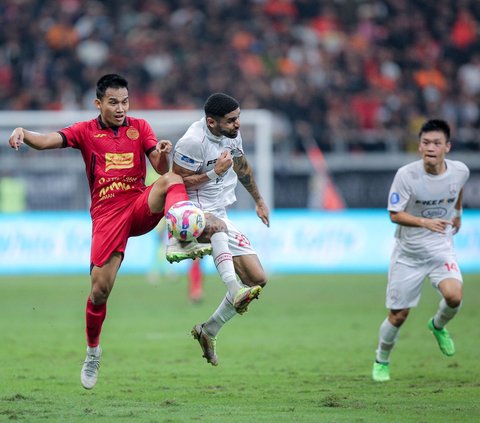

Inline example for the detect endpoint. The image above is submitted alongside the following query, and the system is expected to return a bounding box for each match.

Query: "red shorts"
[90,185,163,268]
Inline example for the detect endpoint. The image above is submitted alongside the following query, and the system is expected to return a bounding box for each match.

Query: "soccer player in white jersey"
[169,93,270,366]
[372,119,470,382]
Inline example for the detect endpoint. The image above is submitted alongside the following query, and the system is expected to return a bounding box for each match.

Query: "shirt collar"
[97,115,129,129]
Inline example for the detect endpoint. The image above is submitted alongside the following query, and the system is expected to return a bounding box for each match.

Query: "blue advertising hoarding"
[0,210,479,275]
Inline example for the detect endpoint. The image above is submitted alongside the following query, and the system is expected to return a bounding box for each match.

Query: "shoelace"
[83,355,100,377]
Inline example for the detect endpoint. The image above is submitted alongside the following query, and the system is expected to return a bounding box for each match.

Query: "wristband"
[453,209,462,218]
[206,169,219,180]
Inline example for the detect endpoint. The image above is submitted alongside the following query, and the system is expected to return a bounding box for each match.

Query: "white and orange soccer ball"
[166,201,206,242]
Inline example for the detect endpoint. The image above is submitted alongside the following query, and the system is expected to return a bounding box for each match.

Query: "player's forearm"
[234,157,262,202]
[390,211,428,228]
[182,173,211,188]
[153,154,170,175]
[22,129,62,150]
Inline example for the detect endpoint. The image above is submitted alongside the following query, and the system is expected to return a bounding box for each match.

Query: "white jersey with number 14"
[388,159,469,260]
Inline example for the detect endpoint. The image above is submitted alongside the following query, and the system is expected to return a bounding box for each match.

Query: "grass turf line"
[0,273,479,422]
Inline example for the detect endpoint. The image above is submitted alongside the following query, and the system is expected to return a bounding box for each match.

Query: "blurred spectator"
[0,0,479,152]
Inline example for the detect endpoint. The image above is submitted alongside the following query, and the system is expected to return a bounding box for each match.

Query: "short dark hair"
[419,119,451,141]
[204,93,239,118]
[96,74,128,99]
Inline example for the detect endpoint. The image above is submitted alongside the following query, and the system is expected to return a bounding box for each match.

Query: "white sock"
[375,318,399,363]
[433,299,461,329]
[203,295,237,337]
[87,346,100,356]
[211,232,241,300]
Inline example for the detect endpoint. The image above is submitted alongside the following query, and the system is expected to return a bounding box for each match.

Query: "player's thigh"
[387,261,427,309]
[430,258,463,304]
[233,254,266,287]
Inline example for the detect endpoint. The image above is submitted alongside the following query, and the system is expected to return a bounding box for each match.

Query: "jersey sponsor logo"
[126,127,139,140]
[390,192,400,204]
[421,207,447,219]
[105,152,134,171]
[180,154,195,164]
[206,159,217,166]
[415,198,455,206]
[98,181,133,200]
[94,133,107,138]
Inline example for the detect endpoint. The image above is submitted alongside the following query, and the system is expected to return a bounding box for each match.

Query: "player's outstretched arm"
[233,155,270,227]
[9,128,63,151]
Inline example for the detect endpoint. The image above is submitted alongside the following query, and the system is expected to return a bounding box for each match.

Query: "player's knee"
[90,280,112,304]
[445,293,462,308]
[164,171,184,187]
[388,309,409,327]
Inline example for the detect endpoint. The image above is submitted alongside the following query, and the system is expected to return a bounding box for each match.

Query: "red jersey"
[59,116,158,220]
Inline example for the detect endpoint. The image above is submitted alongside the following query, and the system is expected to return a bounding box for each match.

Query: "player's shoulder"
[126,116,151,130]
[446,159,469,174]
[396,160,422,177]
[177,119,206,146]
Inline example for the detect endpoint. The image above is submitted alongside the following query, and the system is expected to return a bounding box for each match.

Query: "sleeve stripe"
[58,131,68,148]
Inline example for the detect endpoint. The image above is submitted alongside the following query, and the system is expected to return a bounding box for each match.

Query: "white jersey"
[173,118,243,218]
[387,159,469,260]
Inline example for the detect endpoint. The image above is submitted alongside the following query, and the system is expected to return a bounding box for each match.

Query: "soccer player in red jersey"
[8,74,193,389]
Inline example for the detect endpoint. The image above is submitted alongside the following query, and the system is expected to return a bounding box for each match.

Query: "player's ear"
[94,98,101,109]
[206,116,215,128]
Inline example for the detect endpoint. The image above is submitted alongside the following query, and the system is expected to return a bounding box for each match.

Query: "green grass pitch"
[1,273,479,422]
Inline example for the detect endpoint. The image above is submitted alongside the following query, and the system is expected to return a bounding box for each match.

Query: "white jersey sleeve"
[388,167,412,212]
[172,135,204,173]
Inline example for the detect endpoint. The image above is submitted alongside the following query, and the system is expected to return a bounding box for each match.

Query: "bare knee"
[161,171,184,188]
[444,293,462,308]
[90,276,112,305]
[388,309,410,327]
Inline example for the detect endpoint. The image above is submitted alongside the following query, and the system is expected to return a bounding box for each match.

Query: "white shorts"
[386,246,463,309]
[223,217,257,257]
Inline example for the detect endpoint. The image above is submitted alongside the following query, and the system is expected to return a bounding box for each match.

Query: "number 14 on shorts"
[444,262,458,272]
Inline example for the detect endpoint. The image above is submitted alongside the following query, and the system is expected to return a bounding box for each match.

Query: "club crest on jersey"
[126,127,139,140]
[390,192,400,205]
[105,152,134,171]
[449,183,457,195]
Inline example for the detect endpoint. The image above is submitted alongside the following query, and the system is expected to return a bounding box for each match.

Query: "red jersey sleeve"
[58,121,88,149]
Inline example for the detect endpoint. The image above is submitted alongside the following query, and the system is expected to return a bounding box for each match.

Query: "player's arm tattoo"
[233,155,262,201]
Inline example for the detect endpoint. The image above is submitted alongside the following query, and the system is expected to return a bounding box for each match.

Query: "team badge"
[126,127,139,140]
[390,192,400,205]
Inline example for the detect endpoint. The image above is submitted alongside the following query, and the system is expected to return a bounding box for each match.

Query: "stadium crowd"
[1,0,480,153]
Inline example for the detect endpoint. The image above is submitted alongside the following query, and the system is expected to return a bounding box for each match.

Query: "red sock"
[164,183,188,214]
[188,259,203,301]
[85,297,106,347]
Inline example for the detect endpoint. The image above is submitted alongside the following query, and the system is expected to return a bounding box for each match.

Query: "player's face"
[96,87,129,127]
[210,108,240,138]
[418,130,451,168]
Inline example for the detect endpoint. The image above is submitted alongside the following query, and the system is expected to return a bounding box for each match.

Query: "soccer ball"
[166,201,206,241]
